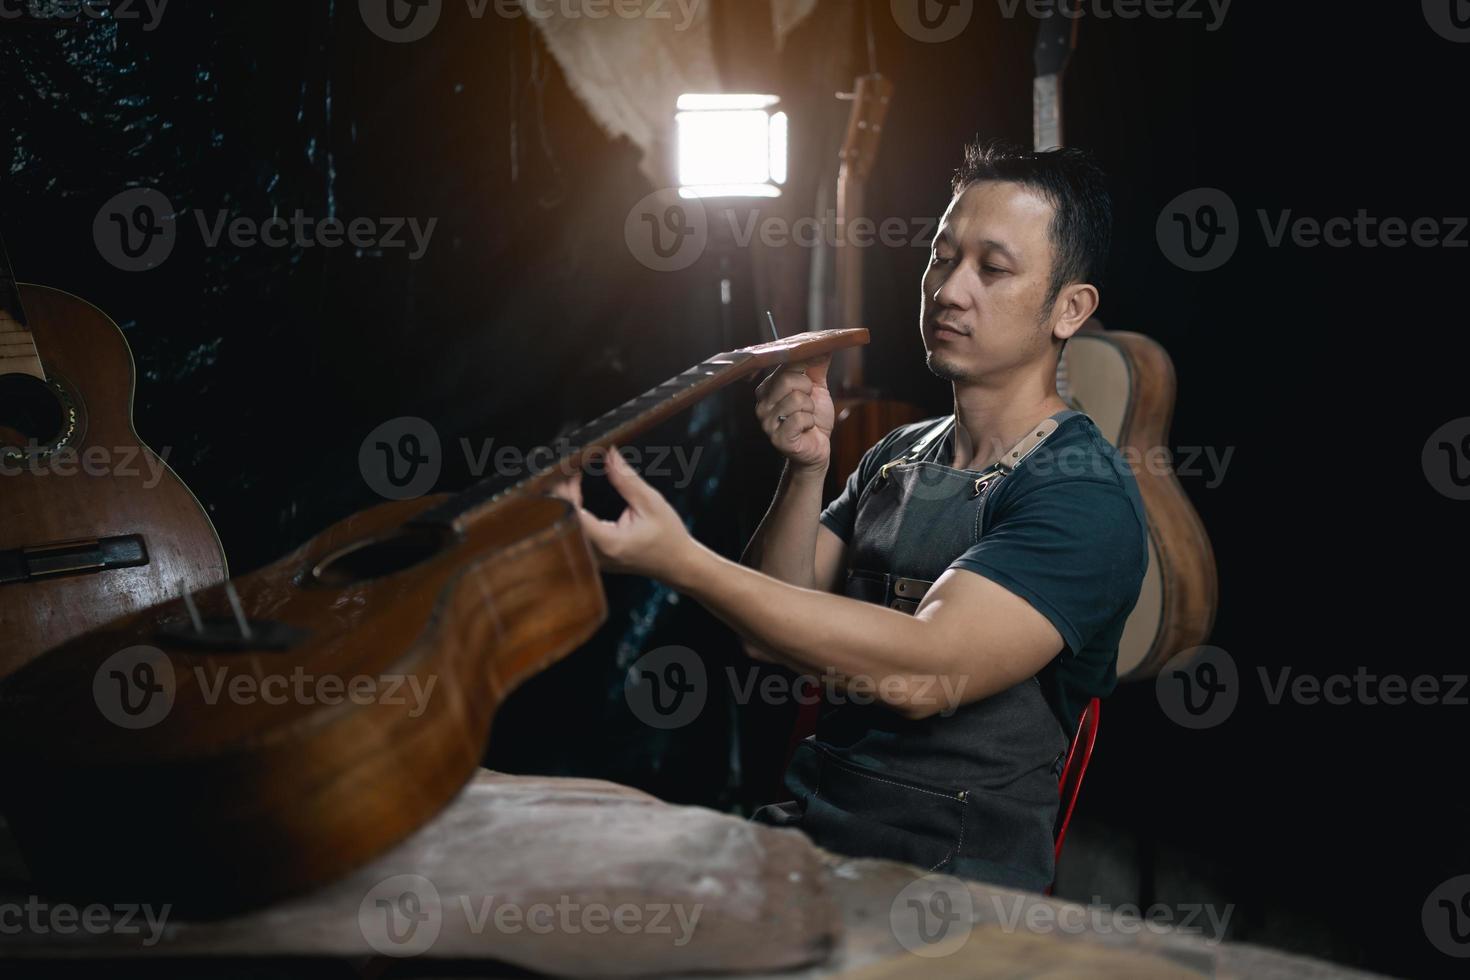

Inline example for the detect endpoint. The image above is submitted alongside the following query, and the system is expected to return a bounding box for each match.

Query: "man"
[552,140,1147,892]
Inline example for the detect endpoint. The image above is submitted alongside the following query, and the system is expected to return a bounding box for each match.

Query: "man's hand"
[753,356,835,471]
[548,448,696,582]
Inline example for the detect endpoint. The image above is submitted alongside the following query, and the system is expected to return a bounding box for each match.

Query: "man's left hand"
[548,448,696,582]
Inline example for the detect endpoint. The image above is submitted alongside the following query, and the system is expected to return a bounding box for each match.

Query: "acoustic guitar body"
[0,284,227,677]
[0,328,866,913]
[1065,322,1218,677]
[0,491,606,913]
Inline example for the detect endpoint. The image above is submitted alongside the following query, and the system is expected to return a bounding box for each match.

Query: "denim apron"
[753,411,1081,891]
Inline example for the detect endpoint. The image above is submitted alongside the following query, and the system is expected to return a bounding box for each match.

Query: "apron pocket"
[950,779,1059,892]
[795,742,970,873]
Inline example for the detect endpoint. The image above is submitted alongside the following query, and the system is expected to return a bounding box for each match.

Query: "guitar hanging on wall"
[1033,1,1218,676]
[0,231,227,678]
[825,72,926,498]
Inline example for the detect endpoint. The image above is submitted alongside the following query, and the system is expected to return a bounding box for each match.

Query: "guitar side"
[0,284,228,677]
[1066,323,1219,676]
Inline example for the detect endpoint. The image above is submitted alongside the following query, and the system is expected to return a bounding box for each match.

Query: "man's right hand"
[754,355,835,471]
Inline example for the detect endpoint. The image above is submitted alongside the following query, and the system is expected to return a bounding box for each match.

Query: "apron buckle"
[971,474,998,498]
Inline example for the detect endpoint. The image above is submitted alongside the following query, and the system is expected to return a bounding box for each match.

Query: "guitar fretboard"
[0,313,43,381]
[1033,75,1063,152]
[1032,2,1079,407]
[0,232,42,380]
[411,352,752,530]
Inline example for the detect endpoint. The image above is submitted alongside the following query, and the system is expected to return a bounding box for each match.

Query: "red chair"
[1051,696,1101,886]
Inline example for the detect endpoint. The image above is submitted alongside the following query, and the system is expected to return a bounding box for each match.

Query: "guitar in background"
[1034,2,1218,676]
[0,231,227,677]
[825,72,926,498]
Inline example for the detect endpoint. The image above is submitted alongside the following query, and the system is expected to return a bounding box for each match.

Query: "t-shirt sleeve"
[817,446,877,544]
[818,424,923,543]
[949,479,1147,657]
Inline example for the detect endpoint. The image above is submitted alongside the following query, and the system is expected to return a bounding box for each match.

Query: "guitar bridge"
[0,534,148,584]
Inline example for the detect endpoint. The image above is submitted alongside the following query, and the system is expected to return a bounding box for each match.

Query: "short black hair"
[951,139,1112,310]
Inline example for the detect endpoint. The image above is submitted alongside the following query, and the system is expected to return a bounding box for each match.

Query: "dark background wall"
[3,2,1465,976]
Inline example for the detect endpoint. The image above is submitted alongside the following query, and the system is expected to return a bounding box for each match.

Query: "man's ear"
[1051,283,1100,342]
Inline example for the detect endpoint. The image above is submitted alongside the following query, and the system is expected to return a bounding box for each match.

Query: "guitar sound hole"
[311,525,453,587]
[0,373,71,456]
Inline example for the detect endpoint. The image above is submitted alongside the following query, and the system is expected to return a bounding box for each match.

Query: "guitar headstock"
[838,74,894,184]
[1033,0,1081,80]
[736,328,870,367]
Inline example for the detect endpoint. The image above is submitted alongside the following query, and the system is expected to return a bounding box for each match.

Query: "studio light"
[676,94,787,199]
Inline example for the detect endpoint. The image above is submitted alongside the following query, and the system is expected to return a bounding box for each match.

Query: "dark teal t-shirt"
[818,412,1149,732]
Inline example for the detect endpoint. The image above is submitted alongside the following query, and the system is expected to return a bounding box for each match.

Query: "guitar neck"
[1033,73,1064,152]
[833,170,866,391]
[411,328,870,531]
[830,73,893,396]
[1033,3,1080,407]
[1033,72,1075,406]
[0,231,43,381]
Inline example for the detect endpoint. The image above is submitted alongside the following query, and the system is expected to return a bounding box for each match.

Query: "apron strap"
[854,410,1083,613]
[877,415,955,482]
[995,411,1079,475]
[879,410,1079,484]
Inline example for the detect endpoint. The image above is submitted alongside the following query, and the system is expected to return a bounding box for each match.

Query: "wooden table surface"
[0,770,1387,979]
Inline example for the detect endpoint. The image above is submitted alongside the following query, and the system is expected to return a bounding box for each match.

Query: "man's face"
[920,180,1060,383]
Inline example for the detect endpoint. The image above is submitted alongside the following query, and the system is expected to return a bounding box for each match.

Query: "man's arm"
[740,463,848,593]
[554,450,1064,720]
[738,356,847,593]
[673,549,1063,719]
